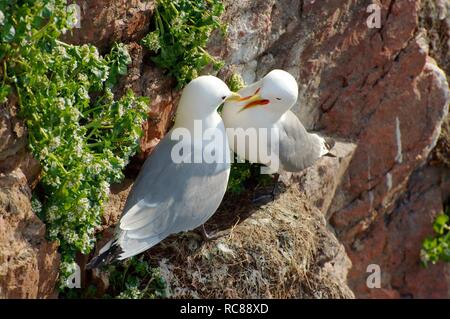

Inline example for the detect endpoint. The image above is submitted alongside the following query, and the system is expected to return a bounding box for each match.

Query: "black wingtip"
[86,242,122,269]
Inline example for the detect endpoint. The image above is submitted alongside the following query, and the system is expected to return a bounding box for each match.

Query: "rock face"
[0,99,60,298]
[63,0,155,52]
[208,0,449,298]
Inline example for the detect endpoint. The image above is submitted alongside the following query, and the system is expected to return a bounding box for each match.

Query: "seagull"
[222,69,335,199]
[87,76,240,268]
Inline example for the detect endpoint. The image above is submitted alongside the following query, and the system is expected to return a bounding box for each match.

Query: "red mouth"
[242,99,270,110]
[238,88,270,111]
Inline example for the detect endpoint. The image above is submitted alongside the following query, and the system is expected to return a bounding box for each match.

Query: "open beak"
[224,92,242,102]
[237,93,270,112]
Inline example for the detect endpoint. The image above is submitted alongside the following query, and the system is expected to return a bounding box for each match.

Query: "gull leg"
[200,224,229,241]
[252,173,280,204]
[270,173,280,198]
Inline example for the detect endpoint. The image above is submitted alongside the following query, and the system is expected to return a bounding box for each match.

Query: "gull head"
[178,75,241,115]
[237,69,298,115]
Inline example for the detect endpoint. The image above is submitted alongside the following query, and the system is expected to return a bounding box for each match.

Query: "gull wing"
[277,111,324,172]
[116,132,230,258]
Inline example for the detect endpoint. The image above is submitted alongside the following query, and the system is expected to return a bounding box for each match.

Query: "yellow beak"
[241,93,263,104]
[224,92,242,102]
[238,94,270,112]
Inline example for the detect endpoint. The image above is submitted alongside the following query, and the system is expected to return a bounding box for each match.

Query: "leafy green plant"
[141,0,225,88]
[421,205,450,266]
[0,0,148,285]
[107,257,167,299]
[227,159,273,194]
[227,72,246,92]
[227,159,253,194]
[60,257,167,299]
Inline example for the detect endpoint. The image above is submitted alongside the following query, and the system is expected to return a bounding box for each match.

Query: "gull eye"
[276,98,282,100]
[222,96,227,100]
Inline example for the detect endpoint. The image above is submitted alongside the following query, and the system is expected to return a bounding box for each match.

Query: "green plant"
[227,72,246,92]
[227,159,253,194]
[227,159,272,194]
[0,0,148,285]
[141,0,225,88]
[421,205,450,266]
[60,257,167,299]
[107,257,167,299]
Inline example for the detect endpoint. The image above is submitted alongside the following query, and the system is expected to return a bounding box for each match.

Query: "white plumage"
[222,69,333,173]
[88,76,240,267]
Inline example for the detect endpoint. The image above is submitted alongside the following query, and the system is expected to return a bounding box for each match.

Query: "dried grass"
[142,185,354,299]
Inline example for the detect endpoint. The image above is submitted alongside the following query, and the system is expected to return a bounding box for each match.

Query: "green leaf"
[2,1,149,292]
[1,23,15,42]
[142,0,225,88]
[433,214,449,235]
[0,85,10,103]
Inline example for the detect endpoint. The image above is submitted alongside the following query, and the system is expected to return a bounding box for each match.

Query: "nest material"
[143,185,354,299]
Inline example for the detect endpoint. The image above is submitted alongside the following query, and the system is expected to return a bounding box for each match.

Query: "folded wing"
[277,111,324,172]
[115,133,230,259]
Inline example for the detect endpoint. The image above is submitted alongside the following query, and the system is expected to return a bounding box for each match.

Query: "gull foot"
[252,173,280,205]
[200,225,230,241]
[252,193,275,205]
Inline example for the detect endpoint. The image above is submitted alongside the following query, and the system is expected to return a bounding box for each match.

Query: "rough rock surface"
[210,0,449,298]
[343,165,450,298]
[0,99,60,299]
[112,43,180,161]
[63,0,155,52]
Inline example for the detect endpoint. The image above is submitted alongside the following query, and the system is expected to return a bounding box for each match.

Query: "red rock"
[214,0,449,298]
[0,99,60,298]
[113,43,180,160]
[63,0,155,52]
[0,106,59,298]
[345,166,450,298]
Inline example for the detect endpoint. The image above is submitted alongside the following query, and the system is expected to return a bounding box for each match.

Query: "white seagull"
[222,70,334,196]
[87,76,240,267]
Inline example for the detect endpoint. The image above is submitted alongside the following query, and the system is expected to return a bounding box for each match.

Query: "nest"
[138,185,354,299]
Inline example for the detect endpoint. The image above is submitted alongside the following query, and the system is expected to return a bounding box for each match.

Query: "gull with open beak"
[87,76,241,268]
[222,69,335,198]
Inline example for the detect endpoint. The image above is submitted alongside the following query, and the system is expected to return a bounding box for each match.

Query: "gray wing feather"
[115,132,230,258]
[277,111,324,172]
